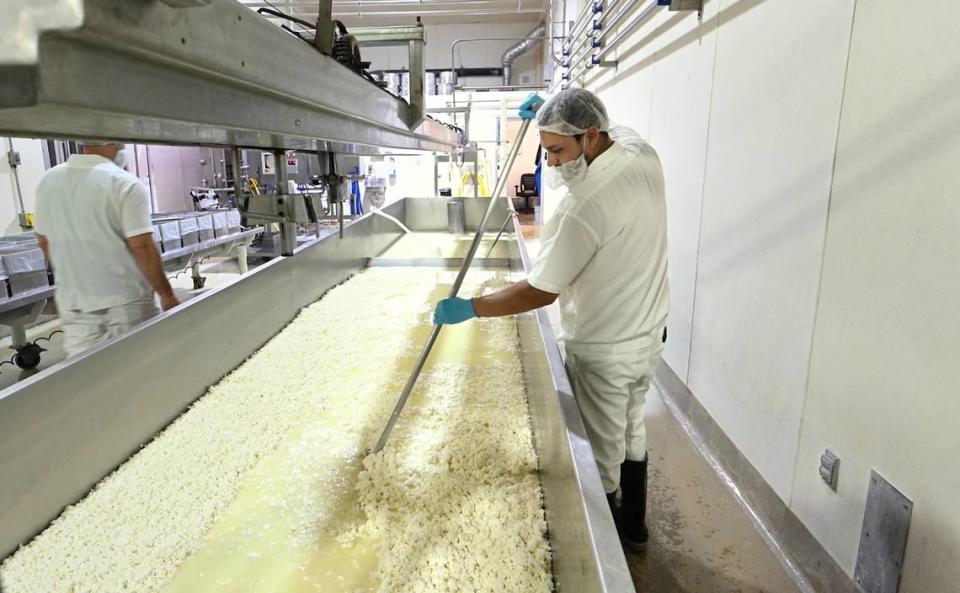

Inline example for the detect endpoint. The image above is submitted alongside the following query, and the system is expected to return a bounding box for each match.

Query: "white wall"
[577,0,960,589]
[0,138,46,234]
[790,3,960,588]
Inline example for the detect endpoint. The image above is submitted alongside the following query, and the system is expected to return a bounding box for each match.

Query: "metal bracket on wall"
[854,471,913,593]
[663,0,703,11]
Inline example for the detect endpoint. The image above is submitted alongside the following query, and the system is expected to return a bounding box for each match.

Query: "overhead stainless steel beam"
[350,25,425,46]
[0,0,461,154]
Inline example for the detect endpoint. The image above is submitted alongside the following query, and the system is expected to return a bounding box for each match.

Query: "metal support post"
[373,116,535,454]
[314,0,335,56]
[407,37,426,129]
[236,244,249,274]
[275,149,296,256]
[230,147,244,209]
[337,183,344,238]
[190,260,205,290]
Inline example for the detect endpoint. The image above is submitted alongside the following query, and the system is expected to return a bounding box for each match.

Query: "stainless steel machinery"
[0,1,633,590]
[0,0,461,257]
[0,199,633,592]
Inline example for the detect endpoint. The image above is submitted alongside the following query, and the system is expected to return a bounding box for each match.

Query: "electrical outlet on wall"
[820,449,840,492]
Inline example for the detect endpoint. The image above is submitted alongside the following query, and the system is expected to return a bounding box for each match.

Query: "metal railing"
[557,0,701,89]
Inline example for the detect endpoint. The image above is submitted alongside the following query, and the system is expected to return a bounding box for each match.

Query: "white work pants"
[60,297,159,358]
[565,331,664,494]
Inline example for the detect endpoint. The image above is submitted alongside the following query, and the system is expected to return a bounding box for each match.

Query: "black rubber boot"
[606,490,620,521]
[620,457,649,552]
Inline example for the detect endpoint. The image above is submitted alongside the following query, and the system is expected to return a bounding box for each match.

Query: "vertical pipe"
[145,145,157,213]
[4,138,26,216]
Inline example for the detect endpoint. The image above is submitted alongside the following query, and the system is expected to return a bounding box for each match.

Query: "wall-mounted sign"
[261,152,275,175]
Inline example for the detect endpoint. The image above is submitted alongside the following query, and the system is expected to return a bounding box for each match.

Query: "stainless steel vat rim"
[0,199,632,592]
[509,202,635,592]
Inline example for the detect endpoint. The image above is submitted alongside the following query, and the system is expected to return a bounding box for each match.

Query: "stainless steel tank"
[439,71,456,95]
[446,200,465,234]
[425,72,437,96]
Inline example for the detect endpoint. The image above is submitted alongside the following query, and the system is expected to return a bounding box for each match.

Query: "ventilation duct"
[501,23,545,85]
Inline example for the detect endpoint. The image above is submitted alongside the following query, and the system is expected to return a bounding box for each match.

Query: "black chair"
[514,173,538,211]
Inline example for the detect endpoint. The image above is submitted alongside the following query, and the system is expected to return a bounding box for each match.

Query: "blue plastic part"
[433,297,477,325]
[592,19,602,31]
[592,1,602,13]
[657,0,671,5]
[519,93,546,120]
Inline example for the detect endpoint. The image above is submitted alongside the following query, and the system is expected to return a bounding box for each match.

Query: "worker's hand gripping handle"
[519,93,546,121]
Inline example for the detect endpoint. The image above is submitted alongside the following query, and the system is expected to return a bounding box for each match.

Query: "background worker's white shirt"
[34,154,154,312]
[528,126,670,350]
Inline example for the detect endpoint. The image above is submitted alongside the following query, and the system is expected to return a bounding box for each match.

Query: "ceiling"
[238,0,547,27]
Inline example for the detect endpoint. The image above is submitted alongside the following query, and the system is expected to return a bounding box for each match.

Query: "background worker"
[34,141,179,358]
[433,88,670,552]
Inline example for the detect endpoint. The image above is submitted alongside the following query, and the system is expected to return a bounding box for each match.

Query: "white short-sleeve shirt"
[34,154,154,312]
[528,126,670,349]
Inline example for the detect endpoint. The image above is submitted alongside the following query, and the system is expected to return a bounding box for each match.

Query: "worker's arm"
[473,280,557,317]
[37,234,50,262]
[126,233,180,311]
[433,280,557,325]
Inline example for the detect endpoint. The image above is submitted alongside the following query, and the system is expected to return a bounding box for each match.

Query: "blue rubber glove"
[433,297,477,325]
[519,93,546,120]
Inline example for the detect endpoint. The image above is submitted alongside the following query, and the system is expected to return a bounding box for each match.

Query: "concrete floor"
[521,218,799,593]
[635,387,799,593]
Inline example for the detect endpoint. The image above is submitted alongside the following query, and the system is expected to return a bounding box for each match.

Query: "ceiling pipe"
[501,23,545,85]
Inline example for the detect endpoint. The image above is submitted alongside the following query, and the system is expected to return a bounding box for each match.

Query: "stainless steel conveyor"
[0,1,461,153]
[0,198,634,593]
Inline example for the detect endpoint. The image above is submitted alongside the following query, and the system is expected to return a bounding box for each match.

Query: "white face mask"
[546,138,589,189]
[113,149,128,169]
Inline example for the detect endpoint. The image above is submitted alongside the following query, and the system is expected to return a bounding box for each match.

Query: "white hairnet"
[535,88,610,136]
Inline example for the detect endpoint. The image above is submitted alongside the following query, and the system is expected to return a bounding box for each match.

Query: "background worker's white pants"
[565,331,664,494]
[59,296,159,358]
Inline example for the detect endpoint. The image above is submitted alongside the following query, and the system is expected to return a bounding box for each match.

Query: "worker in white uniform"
[433,88,669,552]
[34,141,180,358]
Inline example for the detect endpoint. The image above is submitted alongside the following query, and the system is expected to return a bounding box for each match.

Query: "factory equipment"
[0,2,634,591]
[440,71,458,94]
[0,197,634,593]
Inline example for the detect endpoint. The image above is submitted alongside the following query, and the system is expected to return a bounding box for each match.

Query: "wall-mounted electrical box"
[820,449,840,491]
